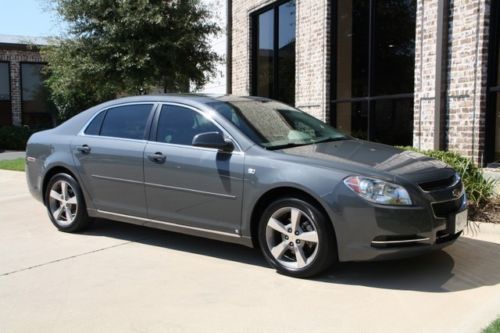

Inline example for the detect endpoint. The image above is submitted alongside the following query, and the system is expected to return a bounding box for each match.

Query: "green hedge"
[0,126,35,151]
[399,147,496,207]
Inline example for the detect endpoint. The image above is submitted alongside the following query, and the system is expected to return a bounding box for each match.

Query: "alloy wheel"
[265,207,319,269]
[48,180,78,227]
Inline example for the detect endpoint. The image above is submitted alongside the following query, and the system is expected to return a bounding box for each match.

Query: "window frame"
[80,102,157,142]
[150,102,242,152]
[330,0,416,143]
[251,0,296,105]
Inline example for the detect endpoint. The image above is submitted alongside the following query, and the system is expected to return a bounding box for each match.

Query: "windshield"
[208,99,348,149]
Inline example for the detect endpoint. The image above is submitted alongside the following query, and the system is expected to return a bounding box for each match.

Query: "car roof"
[101,94,272,107]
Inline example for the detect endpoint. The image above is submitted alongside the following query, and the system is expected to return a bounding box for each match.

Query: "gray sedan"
[26,95,467,277]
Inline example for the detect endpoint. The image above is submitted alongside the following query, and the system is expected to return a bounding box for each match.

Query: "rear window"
[84,111,106,135]
[99,104,153,140]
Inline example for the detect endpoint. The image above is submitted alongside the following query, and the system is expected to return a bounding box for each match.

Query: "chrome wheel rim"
[48,180,78,227]
[265,207,319,270]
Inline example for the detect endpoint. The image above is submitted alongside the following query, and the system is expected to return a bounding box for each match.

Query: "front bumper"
[330,184,467,262]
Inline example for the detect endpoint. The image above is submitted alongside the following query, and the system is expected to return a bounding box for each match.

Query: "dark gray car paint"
[26,95,465,261]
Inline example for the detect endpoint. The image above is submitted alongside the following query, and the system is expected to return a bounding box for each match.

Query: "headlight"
[343,176,412,206]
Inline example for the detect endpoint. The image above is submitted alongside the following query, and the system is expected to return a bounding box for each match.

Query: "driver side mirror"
[192,132,234,152]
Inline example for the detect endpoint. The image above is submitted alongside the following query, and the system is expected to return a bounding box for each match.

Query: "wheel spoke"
[61,182,68,200]
[271,241,289,259]
[64,206,72,221]
[53,206,63,220]
[297,231,318,243]
[290,208,301,233]
[67,196,77,205]
[268,217,288,235]
[50,190,63,202]
[295,245,307,268]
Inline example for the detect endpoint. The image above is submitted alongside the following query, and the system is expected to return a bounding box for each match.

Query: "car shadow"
[83,219,500,293]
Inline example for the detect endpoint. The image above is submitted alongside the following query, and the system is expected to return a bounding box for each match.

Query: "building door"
[486,1,500,164]
[332,0,416,146]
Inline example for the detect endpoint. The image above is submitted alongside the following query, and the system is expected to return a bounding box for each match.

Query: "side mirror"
[192,132,234,152]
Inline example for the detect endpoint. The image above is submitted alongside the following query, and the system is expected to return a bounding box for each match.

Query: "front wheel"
[45,173,92,232]
[258,197,337,278]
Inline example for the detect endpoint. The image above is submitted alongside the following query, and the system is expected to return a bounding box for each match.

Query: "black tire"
[258,197,337,278]
[45,173,92,233]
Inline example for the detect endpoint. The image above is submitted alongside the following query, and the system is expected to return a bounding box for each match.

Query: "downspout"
[226,0,233,94]
[434,0,449,150]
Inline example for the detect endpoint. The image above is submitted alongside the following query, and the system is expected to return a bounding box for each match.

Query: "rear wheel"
[45,173,91,232]
[258,197,337,278]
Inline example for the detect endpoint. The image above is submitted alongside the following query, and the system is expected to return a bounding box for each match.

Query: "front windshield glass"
[208,99,348,149]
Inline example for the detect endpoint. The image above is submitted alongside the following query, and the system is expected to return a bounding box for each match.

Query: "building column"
[413,0,491,164]
[295,0,331,122]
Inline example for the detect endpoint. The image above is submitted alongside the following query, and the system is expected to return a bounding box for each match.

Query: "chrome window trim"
[78,101,158,139]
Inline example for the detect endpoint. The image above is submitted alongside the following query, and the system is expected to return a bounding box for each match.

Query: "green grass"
[0,158,25,171]
[483,317,500,333]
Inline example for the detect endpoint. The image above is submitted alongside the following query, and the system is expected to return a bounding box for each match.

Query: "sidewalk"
[0,151,25,161]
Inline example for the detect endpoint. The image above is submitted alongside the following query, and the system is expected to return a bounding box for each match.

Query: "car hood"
[278,139,455,184]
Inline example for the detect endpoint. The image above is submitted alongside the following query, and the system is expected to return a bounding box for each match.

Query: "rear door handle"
[148,152,166,163]
[77,144,91,154]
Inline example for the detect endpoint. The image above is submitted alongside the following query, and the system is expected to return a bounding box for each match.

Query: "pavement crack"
[0,240,134,277]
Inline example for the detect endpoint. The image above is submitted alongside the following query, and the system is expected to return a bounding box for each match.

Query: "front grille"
[431,196,463,218]
[419,174,457,191]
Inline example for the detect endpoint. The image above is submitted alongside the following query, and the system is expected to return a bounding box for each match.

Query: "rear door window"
[100,104,153,140]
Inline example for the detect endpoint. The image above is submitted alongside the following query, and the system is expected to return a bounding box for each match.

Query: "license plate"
[454,210,468,233]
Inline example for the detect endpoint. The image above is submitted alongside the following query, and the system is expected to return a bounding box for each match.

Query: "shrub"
[399,147,496,210]
[0,126,34,151]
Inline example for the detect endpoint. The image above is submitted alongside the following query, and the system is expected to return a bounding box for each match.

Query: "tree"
[43,0,222,120]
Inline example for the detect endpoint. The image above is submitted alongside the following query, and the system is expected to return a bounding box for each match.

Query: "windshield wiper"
[265,142,312,150]
[312,136,349,144]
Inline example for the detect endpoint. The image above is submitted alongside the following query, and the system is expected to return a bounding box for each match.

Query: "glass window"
[100,104,153,139]
[253,0,296,106]
[277,1,296,104]
[333,0,416,146]
[84,111,106,135]
[0,62,11,126]
[256,10,274,98]
[156,105,220,145]
[21,63,56,128]
[372,98,413,146]
[0,63,9,101]
[209,99,346,149]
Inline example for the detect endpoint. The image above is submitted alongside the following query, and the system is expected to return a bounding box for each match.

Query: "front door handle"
[77,144,91,154]
[148,152,166,163]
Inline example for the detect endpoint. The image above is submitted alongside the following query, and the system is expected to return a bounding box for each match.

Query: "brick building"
[227,0,500,165]
[0,35,55,129]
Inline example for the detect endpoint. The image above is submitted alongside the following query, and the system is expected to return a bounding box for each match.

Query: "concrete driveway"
[1,170,499,333]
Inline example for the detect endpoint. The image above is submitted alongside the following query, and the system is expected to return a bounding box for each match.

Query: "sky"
[0,0,63,37]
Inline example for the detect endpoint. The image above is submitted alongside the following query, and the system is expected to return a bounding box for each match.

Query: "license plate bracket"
[449,209,468,234]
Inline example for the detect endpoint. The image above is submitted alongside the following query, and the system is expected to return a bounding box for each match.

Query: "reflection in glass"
[0,63,11,125]
[495,93,500,161]
[372,98,413,146]
[373,0,416,95]
[278,1,296,105]
[256,10,274,98]
[0,63,9,100]
[335,101,368,140]
[253,0,296,106]
[334,0,416,147]
[21,63,56,127]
